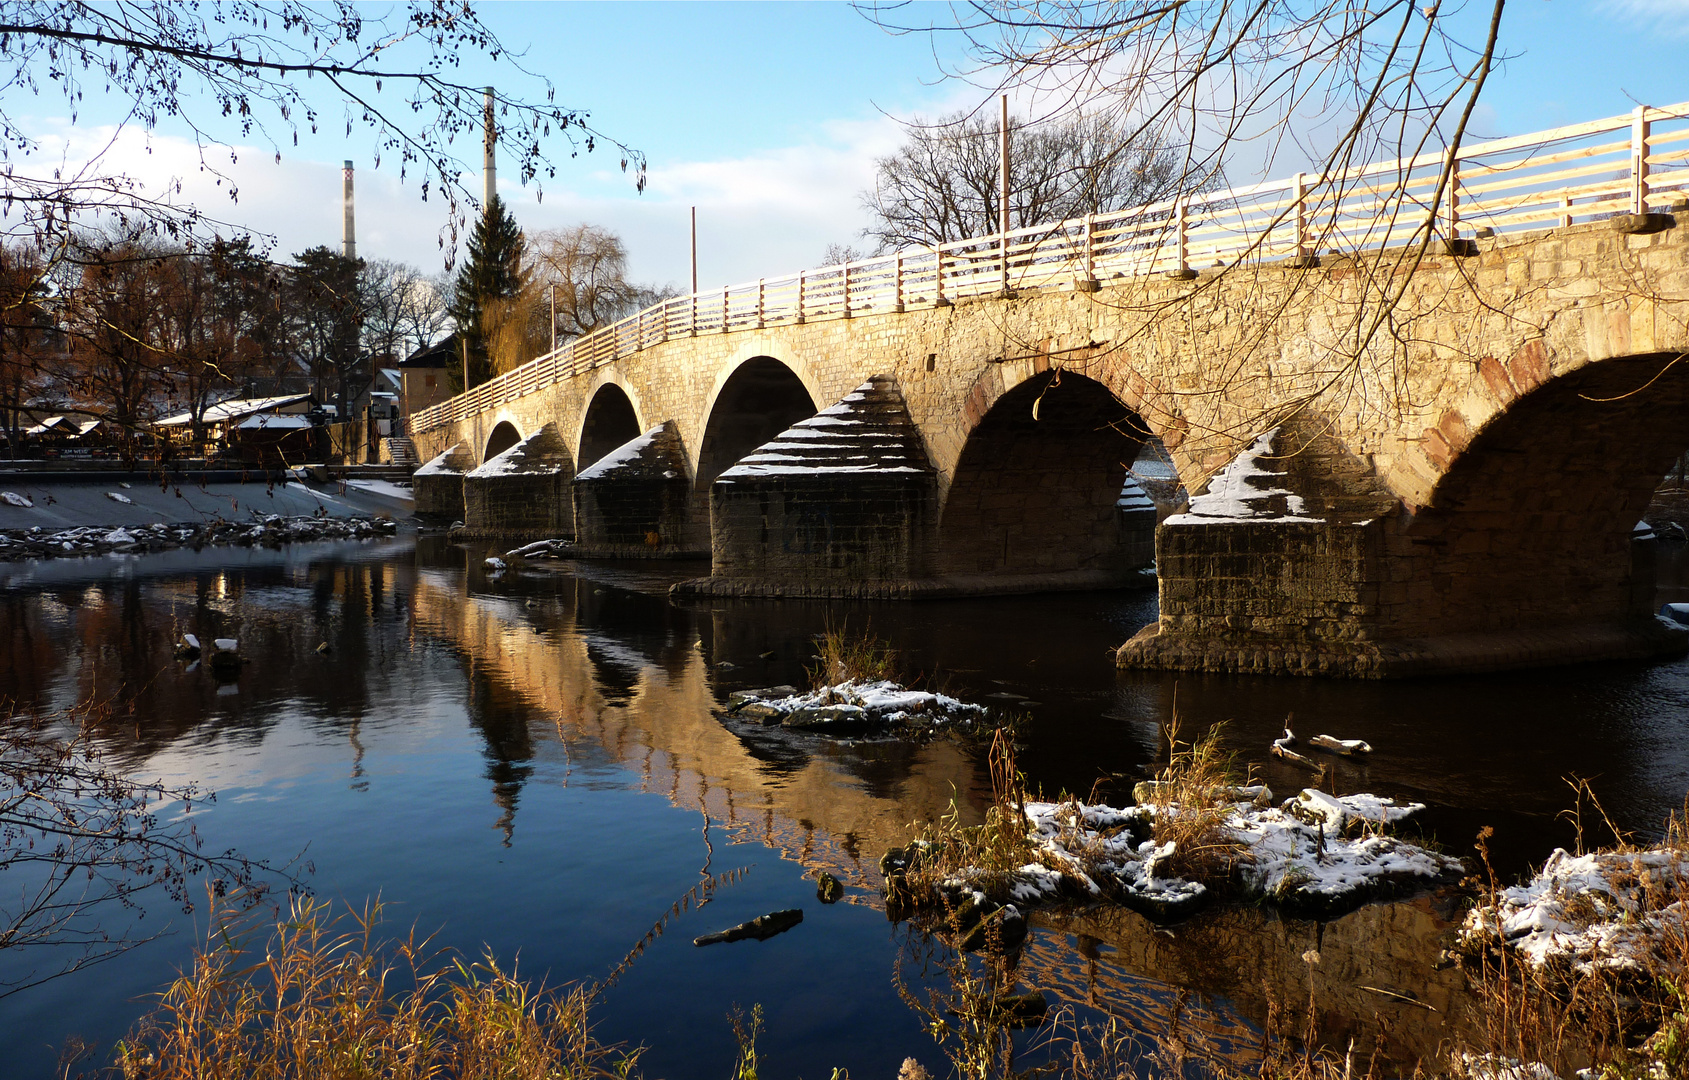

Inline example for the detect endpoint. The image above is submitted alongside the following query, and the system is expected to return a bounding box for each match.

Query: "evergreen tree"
[449,195,527,391]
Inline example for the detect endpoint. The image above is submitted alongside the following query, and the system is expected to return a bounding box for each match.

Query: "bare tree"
[530,226,682,353]
[1,709,301,998]
[820,243,869,267]
[0,246,58,457]
[360,259,449,365]
[860,1,1508,464]
[862,109,1183,249]
[528,225,675,346]
[58,229,180,461]
[0,2,645,264]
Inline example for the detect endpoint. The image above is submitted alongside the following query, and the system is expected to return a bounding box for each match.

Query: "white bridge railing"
[413,101,1689,436]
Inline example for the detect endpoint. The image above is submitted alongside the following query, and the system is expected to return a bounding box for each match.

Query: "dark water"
[1,537,1688,1076]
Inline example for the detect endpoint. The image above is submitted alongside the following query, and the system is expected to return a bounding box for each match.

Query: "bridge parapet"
[414,101,1689,439]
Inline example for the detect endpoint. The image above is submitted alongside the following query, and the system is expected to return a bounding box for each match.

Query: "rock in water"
[210,638,240,672]
[692,909,803,946]
[816,872,843,904]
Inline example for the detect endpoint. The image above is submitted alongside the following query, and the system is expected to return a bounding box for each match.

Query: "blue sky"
[13,1,1689,290]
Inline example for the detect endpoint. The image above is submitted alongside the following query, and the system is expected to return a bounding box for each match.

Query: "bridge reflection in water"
[409,538,1477,1071]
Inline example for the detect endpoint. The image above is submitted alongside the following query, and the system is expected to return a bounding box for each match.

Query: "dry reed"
[116,893,643,1080]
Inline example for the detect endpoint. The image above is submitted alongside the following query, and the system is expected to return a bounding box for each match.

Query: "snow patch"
[575,426,664,481]
[1165,428,1324,524]
[1462,845,1689,973]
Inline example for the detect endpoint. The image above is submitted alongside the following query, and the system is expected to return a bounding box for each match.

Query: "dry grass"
[887,730,1038,913]
[1455,789,1689,1080]
[115,893,643,1080]
[1140,720,1253,885]
[808,621,899,688]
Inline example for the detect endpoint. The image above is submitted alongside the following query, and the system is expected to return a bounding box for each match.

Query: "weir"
[410,102,1689,677]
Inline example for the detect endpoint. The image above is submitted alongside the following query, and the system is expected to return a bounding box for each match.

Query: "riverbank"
[0,467,414,531]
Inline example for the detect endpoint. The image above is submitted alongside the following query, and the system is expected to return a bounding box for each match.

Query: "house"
[398,333,457,421]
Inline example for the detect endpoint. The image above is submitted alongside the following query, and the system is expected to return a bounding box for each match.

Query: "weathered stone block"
[572,421,701,556]
[462,422,574,537]
[413,442,472,523]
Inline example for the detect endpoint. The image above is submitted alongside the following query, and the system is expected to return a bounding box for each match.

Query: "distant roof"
[400,332,457,369]
[155,393,314,427]
[25,415,77,435]
[234,413,312,430]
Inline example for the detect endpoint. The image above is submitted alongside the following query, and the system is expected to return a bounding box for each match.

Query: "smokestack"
[483,86,496,210]
[341,160,356,260]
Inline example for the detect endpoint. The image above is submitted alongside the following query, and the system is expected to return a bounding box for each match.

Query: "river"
[1,535,1687,1077]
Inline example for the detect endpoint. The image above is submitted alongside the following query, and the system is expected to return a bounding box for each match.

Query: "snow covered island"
[720,679,991,737]
[882,787,1463,942]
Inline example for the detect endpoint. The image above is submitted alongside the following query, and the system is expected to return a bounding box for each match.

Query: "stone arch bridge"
[411,102,1689,678]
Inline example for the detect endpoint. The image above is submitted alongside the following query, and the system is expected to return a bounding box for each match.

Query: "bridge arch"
[938,369,1153,576]
[1391,349,1689,637]
[484,420,523,461]
[576,375,645,471]
[694,350,820,489]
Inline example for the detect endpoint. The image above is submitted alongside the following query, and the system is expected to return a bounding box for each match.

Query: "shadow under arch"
[695,356,817,489]
[484,420,522,461]
[939,370,1151,576]
[1400,350,1689,635]
[578,383,642,471]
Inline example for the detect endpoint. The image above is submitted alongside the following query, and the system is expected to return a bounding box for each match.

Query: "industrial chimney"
[341,160,356,260]
[482,87,496,209]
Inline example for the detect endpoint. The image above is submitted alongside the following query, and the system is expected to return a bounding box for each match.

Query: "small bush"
[809,622,899,688]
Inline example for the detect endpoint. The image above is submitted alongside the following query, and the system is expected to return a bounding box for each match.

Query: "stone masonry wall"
[412,218,1689,672]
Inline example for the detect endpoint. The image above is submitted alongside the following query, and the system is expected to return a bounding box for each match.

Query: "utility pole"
[549,282,558,354]
[1000,94,1010,236]
[690,206,698,295]
[999,94,1011,295]
[483,87,497,209]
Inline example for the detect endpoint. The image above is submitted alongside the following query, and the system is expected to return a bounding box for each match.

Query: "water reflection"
[3,536,1689,1077]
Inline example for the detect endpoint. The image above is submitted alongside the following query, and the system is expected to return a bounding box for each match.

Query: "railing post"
[721,285,729,333]
[999,228,1010,297]
[689,291,697,337]
[1633,104,1652,215]
[894,253,905,312]
[1445,151,1461,242]
[1293,172,1309,259]
[796,271,806,324]
[934,249,948,306]
[1082,213,1096,285]
[842,262,852,318]
[1175,197,1191,277]
[756,278,765,328]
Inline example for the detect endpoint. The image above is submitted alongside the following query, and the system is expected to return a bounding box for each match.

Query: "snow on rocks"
[720,679,989,735]
[0,515,397,561]
[1461,845,1689,973]
[891,788,1459,927]
[105,491,134,504]
[2,491,32,507]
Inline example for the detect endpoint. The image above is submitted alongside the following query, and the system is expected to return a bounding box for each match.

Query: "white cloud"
[16,108,921,290]
[1603,0,1689,33]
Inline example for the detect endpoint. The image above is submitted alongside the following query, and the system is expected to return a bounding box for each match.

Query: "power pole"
[999,94,1011,296]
